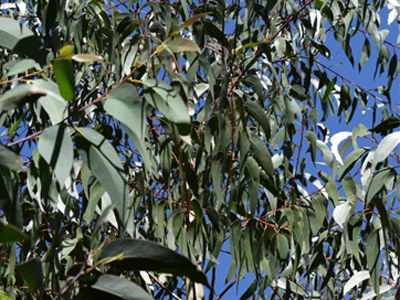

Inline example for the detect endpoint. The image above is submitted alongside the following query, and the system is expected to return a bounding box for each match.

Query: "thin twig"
[147,272,182,300]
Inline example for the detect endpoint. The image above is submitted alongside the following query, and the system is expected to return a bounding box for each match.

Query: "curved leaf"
[0,18,47,65]
[0,222,28,243]
[371,131,400,171]
[52,59,75,101]
[0,145,23,170]
[142,79,190,135]
[98,238,210,288]
[89,275,154,300]
[75,128,129,224]
[105,83,157,175]
[343,270,370,295]
[38,125,73,187]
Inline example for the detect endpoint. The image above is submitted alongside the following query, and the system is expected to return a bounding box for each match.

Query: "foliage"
[0,0,400,299]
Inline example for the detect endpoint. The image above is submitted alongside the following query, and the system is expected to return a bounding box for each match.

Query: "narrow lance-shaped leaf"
[98,238,210,288]
[105,83,157,176]
[366,229,381,295]
[370,131,400,171]
[52,59,75,101]
[75,128,129,224]
[166,37,201,53]
[88,274,154,300]
[15,258,43,291]
[142,79,191,135]
[0,145,23,170]
[38,125,74,187]
[0,222,28,243]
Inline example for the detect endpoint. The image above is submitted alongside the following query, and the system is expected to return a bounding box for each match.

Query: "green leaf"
[166,37,201,53]
[371,131,400,171]
[359,38,371,71]
[239,279,257,300]
[15,258,43,291]
[33,80,69,125]
[366,229,381,295]
[38,125,73,187]
[306,130,317,163]
[88,275,154,300]
[250,133,274,178]
[343,270,370,295]
[98,238,210,288]
[0,84,46,112]
[241,76,264,102]
[52,59,75,101]
[105,83,157,175]
[0,145,23,170]
[75,128,129,224]
[369,117,400,134]
[5,59,38,77]
[0,18,47,65]
[274,37,286,58]
[365,169,390,203]
[0,222,28,243]
[244,157,260,216]
[142,79,191,135]
[244,101,271,141]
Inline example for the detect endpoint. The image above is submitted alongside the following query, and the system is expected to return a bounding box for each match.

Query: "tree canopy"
[0,0,399,299]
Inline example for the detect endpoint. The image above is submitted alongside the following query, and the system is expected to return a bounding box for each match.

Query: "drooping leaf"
[0,222,28,243]
[75,128,129,224]
[98,238,210,287]
[105,83,157,175]
[15,258,43,291]
[0,145,23,170]
[38,125,74,187]
[0,84,46,112]
[370,131,400,171]
[343,270,370,295]
[88,274,154,300]
[366,229,381,295]
[166,37,201,53]
[244,101,271,141]
[142,79,191,135]
[52,59,75,101]
[0,18,47,65]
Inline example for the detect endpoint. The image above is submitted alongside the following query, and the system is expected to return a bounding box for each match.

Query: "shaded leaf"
[0,145,23,170]
[89,275,154,300]
[15,258,43,291]
[0,18,47,65]
[142,79,190,135]
[75,128,129,224]
[98,238,210,287]
[38,125,73,187]
[166,37,201,53]
[0,222,28,243]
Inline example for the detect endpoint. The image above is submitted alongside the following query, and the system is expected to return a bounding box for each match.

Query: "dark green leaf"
[89,274,154,300]
[0,145,23,170]
[52,59,75,101]
[0,18,47,65]
[366,229,380,295]
[142,79,190,135]
[0,222,28,243]
[75,128,129,224]
[98,238,210,288]
[38,125,73,186]
[15,258,43,291]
